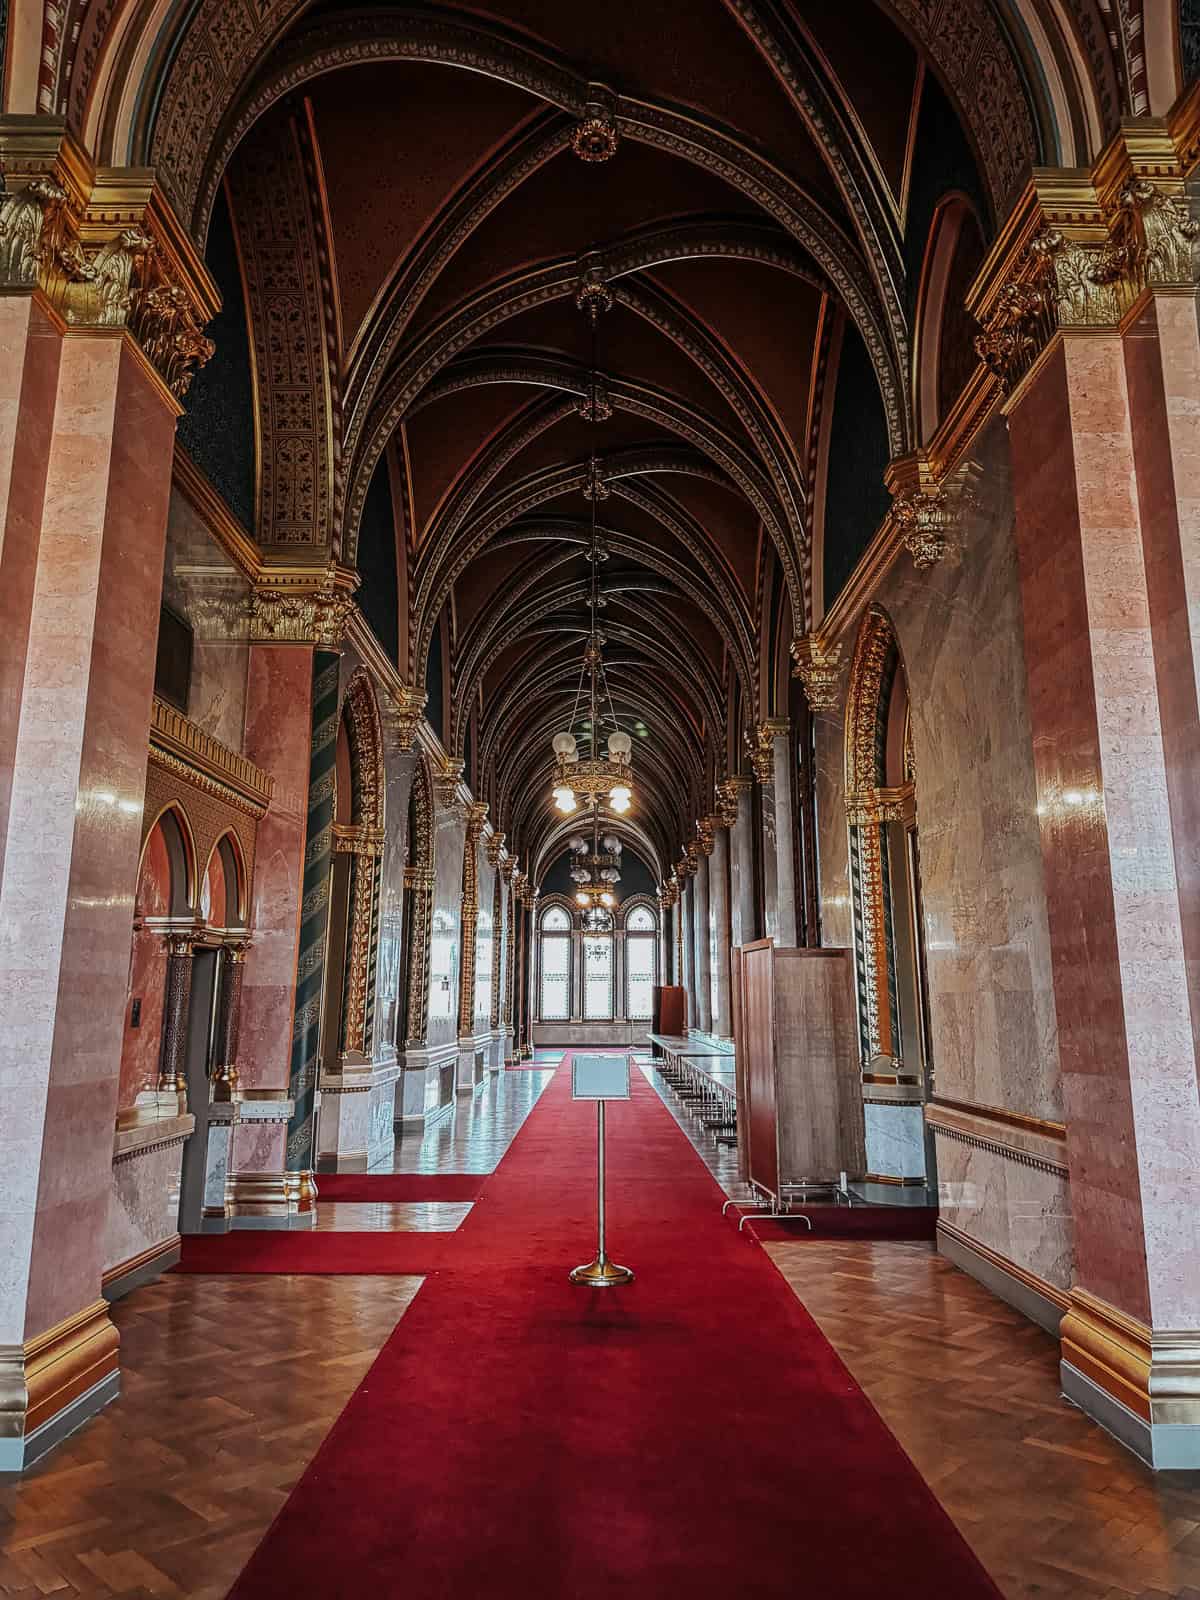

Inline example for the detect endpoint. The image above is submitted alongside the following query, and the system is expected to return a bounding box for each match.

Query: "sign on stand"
[569,1053,635,1287]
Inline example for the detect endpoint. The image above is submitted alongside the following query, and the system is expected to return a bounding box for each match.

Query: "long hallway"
[4,1063,1200,1599]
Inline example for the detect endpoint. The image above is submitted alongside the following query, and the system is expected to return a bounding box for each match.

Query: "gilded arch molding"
[337,671,386,1056]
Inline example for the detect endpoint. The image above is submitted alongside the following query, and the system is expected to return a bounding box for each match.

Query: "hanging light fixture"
[548,267,636,821]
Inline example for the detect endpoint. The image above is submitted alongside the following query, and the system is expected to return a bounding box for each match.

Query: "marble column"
[1008,331,1200,1468]
[211,940,249,1100]
[727,777,757,947]
[681,878,696,1028]
[693,853,713,1034]
[0,330,178,1470]
[770,723,799,947]
[709,828,733,1040]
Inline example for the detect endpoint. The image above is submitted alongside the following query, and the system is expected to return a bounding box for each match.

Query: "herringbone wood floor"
[0,1274,419,1599]
[767,1240,1200,1600]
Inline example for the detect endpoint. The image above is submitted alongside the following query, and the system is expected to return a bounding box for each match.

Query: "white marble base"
[864,1102,927,1181]
[105,1114,193,1278]
[397,1043,458,1127]
[317,1055,402,1171]
[502,1028,515,1065]
[1062,1362,1200,1470]
[456,1033,490,1094]
[686,1029,735,1055]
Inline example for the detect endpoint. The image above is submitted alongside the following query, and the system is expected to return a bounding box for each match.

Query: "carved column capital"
[695,816,716,857]
[746,720,786,783]
[432,759,464,809]
[386,684,427,753]
[886,452,982,571]
[465,801,489,845]
[486,830,506,867]
[249,565,359,648]
[791,635,844,709]
[0,121,218,403]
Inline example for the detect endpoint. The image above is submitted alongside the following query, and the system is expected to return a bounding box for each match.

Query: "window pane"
[540,934,570,1020]
[626,905,655,932]
[541,906,570,931]
[583,935,613,1020]
[626,935,656,1020]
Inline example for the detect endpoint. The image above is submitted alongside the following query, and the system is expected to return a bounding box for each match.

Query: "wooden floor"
[0,1275,417,1598]
[767,1240,1200,1600]
[5,1067,1200,1599]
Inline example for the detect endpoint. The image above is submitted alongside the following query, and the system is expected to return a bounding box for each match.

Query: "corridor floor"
[1,1059,1198,1599]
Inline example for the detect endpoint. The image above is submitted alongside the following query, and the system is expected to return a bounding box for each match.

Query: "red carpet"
[174,1232,452,1274]
[741,1206,939,1242]
[225,1054,1001,1599]
[315,1173,488,1202]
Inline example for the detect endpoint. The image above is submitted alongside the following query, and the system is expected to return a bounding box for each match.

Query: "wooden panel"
[773,948,862,1184]
[741,942,778,1199]
[731,947,749,1184]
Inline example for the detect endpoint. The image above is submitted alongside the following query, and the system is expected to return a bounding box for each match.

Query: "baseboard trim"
[937,1220,1069,1336]
[0,1370,121,1474]
[102,1236,181,1301]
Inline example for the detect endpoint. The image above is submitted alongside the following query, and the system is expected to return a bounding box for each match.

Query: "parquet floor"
[767,1241,1200,1600]
[0,1274,418,1599]
[7,1062,1200,1600]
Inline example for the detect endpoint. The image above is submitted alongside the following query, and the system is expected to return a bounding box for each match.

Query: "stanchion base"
[569,1256,635,1287]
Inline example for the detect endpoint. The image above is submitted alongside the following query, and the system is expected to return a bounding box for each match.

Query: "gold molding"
[100,1235,181,1291]
[928,1094,1066,1141]
[149,696,273,816]
[1061,1287,1200,1428]
[0,1299,119,1439]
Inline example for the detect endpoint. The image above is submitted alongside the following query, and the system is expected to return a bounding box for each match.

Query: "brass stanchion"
[569,1098,634,1287]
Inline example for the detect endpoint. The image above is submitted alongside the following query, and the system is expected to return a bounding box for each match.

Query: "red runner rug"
[315,1173,488,1202]
[225,1054,1001,1598]
[174,1232,453,1274]
[741,1205,939,1242]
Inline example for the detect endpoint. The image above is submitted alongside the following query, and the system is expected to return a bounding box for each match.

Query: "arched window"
[582,910,614,1021]
[539,905,571,1021]
[625,904,658,1020]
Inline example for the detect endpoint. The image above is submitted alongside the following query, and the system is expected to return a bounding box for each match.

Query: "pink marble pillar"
[0,332,177,1462]
[235,645,314,1171]
[0,298,63,884]
[1008,334,1200,1465]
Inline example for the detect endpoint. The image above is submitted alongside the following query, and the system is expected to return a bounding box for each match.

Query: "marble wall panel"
[239,645,313,1089]
[934,1128,1073,1293]
[475,846,495,1031]
[878,426,1060,1123]
[428,805,465,1049]
[161,488,250,752]
[815,709,852,948]
[104,1140,183,1274]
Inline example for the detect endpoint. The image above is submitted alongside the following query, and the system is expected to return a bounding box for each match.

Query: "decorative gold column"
[211,939,249,1102]
[457,802,489,1038]
[157,932,196,1098]
[403,867,435,1047]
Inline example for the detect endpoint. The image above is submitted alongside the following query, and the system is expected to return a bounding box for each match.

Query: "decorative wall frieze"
[149,696,273,818]
[791,635,843,711]
[0,119,218,405]
[249,565,358,648]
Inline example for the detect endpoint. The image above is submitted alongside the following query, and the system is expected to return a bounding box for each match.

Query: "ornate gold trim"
[250,563,358,648]
[791,635,843,710]
[149,697,273,817]
[929,1094,1066,1140]
[0,1300,120,1440]
[1061,1288,1200,1428]
[101,1236,181,1291]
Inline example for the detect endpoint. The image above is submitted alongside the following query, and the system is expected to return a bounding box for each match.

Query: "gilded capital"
[791,635,844,710]
[465,801,489,844]
[695,816,716,857]
[486,829,506,867]
[746,721,785,783]
[433,758,465,809]
[386,684,427,753]
[0,121,218,403]
[250,565,358,648]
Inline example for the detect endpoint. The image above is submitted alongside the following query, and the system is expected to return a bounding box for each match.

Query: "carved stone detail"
[571,91,619,163]
[385,684,427,753]
[249,568,358,647]
[791,636,844,709]
[695,816,716,858]
[433,759,465,809]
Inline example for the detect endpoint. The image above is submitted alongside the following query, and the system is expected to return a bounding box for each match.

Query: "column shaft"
[693,854,712,1033]
[709,829,733,1038]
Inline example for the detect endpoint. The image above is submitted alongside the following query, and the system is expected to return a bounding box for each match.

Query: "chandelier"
[568,833,622,912]
[550,271,634,819]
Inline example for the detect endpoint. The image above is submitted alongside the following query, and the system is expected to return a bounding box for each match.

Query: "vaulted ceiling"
[133,0,1128,884]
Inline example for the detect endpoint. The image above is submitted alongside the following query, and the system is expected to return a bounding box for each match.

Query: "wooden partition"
[651,985,686,1056]
[733,941,864,1202]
